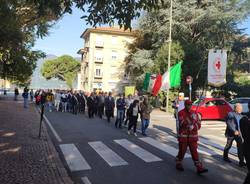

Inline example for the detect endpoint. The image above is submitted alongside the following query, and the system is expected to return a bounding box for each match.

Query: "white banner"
[208,49,227,87]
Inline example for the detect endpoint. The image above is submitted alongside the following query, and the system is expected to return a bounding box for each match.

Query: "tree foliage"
[0,0,161,85]
[41,55,80,89]
[125,0,250,96]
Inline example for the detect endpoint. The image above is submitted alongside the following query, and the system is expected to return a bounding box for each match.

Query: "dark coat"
[225,112,242,137]
[104,96,115,111]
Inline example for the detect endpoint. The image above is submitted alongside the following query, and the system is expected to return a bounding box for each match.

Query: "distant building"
[77,27,134,93]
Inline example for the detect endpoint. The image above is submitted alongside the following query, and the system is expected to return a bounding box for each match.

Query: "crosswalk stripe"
[206,127,226,130]
[202,124,225,127]
[81,177,92,184]
[59,144,91,171]
[203,134,237,149]
[140,137,191,158]
[199,137,237,155]
[164,135,217,156]
[88,141,128,167]
[114,139,162,163]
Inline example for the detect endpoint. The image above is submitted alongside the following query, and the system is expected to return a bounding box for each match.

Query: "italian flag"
[143,73,157,93]
[161,61,182,91]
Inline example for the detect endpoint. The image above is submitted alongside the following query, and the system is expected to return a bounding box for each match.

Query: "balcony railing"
[95,41,104,48]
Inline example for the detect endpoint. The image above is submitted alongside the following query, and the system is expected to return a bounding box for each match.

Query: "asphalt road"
[42,108,247,184]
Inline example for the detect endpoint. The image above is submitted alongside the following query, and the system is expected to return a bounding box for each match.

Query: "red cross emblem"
[214,58,221,72]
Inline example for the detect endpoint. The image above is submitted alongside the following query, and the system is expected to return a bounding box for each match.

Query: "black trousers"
[128,116,138,133]
[223,136,244,163]
[88,107,94,118]
[98,105,104,118]
[244,143,250,184]
[72,104,78,115]
[105,110,112,122]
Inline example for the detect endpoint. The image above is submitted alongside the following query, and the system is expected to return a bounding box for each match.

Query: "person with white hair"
[223,103,246,167]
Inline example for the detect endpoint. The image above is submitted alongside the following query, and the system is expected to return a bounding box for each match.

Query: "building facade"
[77,27,134,93]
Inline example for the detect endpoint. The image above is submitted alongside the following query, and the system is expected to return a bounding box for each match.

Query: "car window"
[205,101,216,107]
[214,100,226,106]
[230,99,238,104]
[238,99,250,104]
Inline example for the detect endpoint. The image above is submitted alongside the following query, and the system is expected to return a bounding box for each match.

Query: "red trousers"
[177,141,199,162]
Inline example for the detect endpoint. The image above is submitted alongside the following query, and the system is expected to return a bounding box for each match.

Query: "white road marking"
[165,135,217,156]
[88,141,128,167]
[36,106,62,142]
[199,137,237,155]
[202,124,226,127]
[81,177,92,184]
[206,127,226,130]
[203,134,237,148]
[114,139,162,163]
[59,144,91,171]
[140,137,191,158]
[43,114,62,142]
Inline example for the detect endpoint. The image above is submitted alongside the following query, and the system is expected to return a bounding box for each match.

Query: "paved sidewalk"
[0,97,73,184]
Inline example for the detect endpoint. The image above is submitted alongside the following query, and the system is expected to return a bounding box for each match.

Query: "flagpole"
[166,0,173,112]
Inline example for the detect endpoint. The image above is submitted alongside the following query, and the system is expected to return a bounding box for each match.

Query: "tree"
[1,0,161,85]
[125,0,250,96]
[41,55,80,89]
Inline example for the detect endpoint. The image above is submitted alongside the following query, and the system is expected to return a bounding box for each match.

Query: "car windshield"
[193,99,203,106]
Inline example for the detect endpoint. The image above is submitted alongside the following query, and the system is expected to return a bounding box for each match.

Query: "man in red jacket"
[176,100,208,174]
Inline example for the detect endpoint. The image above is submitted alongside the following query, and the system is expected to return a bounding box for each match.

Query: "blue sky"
[34,8,250,58]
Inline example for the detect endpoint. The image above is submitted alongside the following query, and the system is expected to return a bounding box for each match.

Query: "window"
[206,101,216,107]
[95,50,103,62]
[96,69,101,76]
[214,100,226,106]
[111,50,117,60]
[96,35,104,47]
[111,36,117,44]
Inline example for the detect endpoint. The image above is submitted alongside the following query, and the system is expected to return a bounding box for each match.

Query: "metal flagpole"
[166,0,173,112]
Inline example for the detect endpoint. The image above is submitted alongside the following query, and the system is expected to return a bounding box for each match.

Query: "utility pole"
[166,0,173,112]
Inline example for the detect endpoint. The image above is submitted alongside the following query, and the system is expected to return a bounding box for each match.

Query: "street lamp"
[166,0,173,112]
[1,51,10,95]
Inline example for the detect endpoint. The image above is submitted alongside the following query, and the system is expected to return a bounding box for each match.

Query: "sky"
[34,8,250,58]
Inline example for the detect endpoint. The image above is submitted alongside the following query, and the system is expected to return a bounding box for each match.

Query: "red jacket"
[177,109,201,142]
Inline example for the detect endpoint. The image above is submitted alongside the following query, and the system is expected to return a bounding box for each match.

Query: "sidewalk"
[0,97,73,184]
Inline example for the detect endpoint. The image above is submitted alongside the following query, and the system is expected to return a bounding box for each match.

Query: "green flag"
[143,72,151,91]
[170,61,182,88]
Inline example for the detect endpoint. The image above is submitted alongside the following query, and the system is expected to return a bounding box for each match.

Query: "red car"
[191,98,233,120]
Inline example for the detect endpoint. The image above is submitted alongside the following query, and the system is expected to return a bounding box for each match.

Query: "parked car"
[229,98,250,113]
[191,98,233,120]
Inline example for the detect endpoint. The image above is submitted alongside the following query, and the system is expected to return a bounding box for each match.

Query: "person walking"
[54,90,62,112]
[30,89,34,102]
[104,92,115,122]
[176,100,208,174]
[127,99,140,136]
[115,94,126,128]
[61,92,67,112]
[14,87,19,101]
[173,92,185,132]
[79,92,86,114]
[97,92,105,118]
[240,113,250,184]
[140,96,153,136]
[22,87,29,108]
[87,93,95,118]
[223,103,246,167]
[124,94,134,125]
[46,90,54,112]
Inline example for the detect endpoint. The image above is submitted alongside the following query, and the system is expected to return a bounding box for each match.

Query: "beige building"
[77,27,134,93]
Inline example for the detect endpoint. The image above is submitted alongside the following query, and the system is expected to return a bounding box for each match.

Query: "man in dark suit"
[240,102,250,184]
[104,92,115,122]
[223,103,246,167]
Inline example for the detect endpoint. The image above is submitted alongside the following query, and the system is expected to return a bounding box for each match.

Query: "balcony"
[95,41,104,48]
[94,75,103,79]
[95,57,103,63]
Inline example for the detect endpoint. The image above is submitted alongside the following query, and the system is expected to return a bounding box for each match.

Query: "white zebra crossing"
[59,134,240,173]
[114,139,163,163]
[139,137,191,158]
[59,144,91,171]
[89,141,128,167]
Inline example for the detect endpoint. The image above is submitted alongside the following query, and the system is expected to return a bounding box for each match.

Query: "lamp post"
[2,51,10,95]
[166,0,173,112]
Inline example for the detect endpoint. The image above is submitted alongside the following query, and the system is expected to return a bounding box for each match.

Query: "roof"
[80,26,135,39]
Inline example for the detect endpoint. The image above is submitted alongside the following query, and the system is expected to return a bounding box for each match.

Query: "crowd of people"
[17,88,250,181]
[19,89,153,137]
